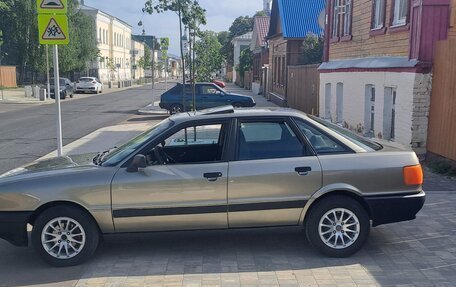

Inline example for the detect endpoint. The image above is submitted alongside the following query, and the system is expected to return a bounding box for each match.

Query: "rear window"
[308,116,383,151]
[79,78,94,82]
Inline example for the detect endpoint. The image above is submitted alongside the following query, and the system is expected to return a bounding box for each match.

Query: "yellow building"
[81,3,132,83]
[131,40,145,81]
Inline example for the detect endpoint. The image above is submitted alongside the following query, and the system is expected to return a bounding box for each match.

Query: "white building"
[131,40,145,81]
[80,2,132,83]
[231,32,253,84]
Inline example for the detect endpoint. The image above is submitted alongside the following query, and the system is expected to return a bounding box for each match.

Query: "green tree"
[219,15,254,65]
[138,45,152,70]
[0,0,99,82]
[194,31,222,82]
[237,48,252,80]
[299,35,324,65]
[144,0,206,85]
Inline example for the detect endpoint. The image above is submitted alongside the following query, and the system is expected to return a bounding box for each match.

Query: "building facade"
[131,40,145,81]
[319,0,451,151]
[267,0,325,106]
[231,32,253,84]
[250,16,270,95]
[81,4,132,83]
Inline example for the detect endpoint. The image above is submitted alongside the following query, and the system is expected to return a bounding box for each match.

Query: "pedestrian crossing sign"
[37,0,67,14]
[38,14,69,45]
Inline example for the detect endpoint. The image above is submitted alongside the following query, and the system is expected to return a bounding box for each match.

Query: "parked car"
[50,78,74,100]
[160,83,256,114]
[0,106,425,267]
[75,77,103,94]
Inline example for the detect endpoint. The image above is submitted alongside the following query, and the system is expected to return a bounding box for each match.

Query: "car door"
[111,120,231,232]
[227,117,323,228]
[198,84,226,109]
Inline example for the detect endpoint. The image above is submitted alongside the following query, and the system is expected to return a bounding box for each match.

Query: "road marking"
[390,235,449,244]
[420,263,456,271]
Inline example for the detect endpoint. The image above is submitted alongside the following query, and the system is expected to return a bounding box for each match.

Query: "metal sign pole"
[52,45,63,156]
[46,45,51,100]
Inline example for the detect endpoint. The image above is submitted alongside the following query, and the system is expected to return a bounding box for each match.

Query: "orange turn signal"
[403,165,423,186]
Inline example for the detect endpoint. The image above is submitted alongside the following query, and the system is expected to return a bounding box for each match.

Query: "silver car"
[0,106,425,266]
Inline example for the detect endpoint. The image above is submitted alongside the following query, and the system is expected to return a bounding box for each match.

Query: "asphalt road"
[0,83,171,174]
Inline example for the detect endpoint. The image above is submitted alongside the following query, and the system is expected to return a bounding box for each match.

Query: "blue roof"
[268,0,325,39]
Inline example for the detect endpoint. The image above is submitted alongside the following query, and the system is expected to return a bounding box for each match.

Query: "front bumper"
[0,212,32,246]
[365,191,425,227]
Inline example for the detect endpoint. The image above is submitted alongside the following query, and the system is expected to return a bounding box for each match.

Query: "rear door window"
[237,120,309,160]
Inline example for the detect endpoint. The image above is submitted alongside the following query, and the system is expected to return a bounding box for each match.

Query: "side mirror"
[127,154,147,173]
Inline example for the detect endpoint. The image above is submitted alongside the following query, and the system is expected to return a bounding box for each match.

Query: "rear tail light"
[403,164,423,186]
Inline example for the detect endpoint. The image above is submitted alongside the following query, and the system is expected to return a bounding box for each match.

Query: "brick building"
[319,0,452,151]
[250,16,270,95]
[267,0,325,106]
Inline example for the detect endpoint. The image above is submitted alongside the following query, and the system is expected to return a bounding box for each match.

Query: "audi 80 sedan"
[0,106,425,267]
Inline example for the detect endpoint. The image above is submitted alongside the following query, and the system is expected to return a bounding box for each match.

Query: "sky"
[84,0,263,55]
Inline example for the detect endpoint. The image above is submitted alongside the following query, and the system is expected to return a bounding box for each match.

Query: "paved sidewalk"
[0,84,148,105]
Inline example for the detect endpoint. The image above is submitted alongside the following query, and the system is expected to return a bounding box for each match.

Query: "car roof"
[170,106,309,123]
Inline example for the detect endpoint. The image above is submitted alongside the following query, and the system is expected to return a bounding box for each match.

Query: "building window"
[331,0,340,38]
[342,0,352,36]
[392,0,409,26]
[336,82,344,123]
[331,0,352,39]
[383,87,397,140]
[325,83,332,119]
[372,0,385,29]
[364,85,375,136]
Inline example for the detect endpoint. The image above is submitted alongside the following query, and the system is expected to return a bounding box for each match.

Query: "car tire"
[169,104,183,115]
[31,205,100,267]
[305,195,370,258]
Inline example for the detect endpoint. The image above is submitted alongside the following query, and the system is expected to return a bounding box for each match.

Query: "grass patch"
[427,161,456,177]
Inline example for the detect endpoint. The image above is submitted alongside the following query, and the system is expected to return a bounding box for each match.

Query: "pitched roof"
[268,0,325,39]
[253,16,271,48]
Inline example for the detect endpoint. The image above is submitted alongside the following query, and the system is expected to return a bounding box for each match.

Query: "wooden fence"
[427,39,456,161]
[0,66,17,88]
[286,64,320,115]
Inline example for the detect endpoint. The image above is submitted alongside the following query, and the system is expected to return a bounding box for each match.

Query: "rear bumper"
[0,211,32,246]
[365,191,425,227]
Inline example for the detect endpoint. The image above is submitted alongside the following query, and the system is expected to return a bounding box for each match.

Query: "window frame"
[390,0,410,28]
[292,117,355,156]
[330,0,353,42]
[233,116,315,162]
[371,0,387,33]
[121,118,234,168]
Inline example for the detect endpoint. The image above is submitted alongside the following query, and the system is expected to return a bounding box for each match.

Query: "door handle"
[295,166,312,176]
[203,172,223,182]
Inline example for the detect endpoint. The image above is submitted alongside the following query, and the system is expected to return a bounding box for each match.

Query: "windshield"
[102,118,174,166]
[51,79,66,86]
[309,115,383,151]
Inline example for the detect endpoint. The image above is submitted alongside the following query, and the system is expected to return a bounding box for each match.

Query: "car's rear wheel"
[169,104,183,115]
[31,205,100,267]
[305,195,370,257]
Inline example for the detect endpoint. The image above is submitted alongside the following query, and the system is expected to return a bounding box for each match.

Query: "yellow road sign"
[38,14,69,45]
[37,0,67,14]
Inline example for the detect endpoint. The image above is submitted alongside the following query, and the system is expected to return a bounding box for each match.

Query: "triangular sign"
[40,0,65,9]
[42,18,67,40]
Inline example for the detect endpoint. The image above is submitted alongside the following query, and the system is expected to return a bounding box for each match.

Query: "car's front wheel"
[31,205,100,267]
[305,195,370,258]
